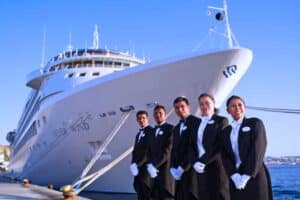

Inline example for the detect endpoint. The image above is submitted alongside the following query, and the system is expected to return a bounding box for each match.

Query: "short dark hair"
[173,96,189,106]
[198,93,215,103]
[226,95,246,107]
[136,110,148,118]
[154,104,166,112]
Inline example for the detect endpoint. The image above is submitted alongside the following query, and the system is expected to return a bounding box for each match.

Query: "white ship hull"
[7,48,252,192]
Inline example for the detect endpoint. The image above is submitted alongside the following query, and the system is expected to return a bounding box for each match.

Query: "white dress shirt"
[230,119,243,168]
[197,115,212,158]
[137,129,144,142]
[179,121,186,135]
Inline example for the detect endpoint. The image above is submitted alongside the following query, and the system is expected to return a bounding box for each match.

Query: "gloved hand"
[239,174,251,189]
[176,166,184,178]
[231,173,242,190]
[193,161,205,174]
[147,163,158,178]
[170,168,180,180]
[130,163,139,176]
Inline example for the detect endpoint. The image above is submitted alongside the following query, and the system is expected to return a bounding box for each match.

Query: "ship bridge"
[45,48,145,73]
[26,24,145,90]
[26,48,145,89]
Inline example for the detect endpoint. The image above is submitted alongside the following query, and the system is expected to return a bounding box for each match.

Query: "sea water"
[270,165,300,200]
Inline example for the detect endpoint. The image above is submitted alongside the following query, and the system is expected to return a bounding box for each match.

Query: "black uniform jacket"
[171,115,200,170]
[148,122,175,196]
[132,125,154,189]
[189,114,229,200]
[221,117,273,200]
[171,115,200,200]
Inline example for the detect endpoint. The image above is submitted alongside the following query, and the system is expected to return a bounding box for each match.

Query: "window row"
[65,71,101,79]
[49,60,130,72]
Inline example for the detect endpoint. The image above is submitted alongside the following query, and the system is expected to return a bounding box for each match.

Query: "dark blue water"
[269,165,300,200]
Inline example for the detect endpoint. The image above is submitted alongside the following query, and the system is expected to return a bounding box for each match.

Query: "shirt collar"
[231,118,243,128]
[201,114,213,121]
[180,115,190,123]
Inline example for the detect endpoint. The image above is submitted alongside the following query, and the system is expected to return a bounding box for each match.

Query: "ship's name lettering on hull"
[53,112,92,136]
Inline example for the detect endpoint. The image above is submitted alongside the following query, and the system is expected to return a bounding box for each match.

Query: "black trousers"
[134,176,151,200]
[151,179,174,200]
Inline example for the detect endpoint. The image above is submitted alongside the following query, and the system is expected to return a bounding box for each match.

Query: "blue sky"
[0,0,299,156]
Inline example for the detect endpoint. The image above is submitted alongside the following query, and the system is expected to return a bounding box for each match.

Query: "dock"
[0,175,138,200]
[0,176,90,200]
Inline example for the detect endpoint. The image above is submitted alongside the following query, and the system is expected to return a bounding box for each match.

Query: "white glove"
[231,173,242,190]
[176,166,184,178]
[239,174,251,189]
[193,161,205,174]
[170,168,180,180]
[147,163,158,178]
[130,163,139,176]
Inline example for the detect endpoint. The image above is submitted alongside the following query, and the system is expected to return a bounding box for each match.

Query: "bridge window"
[83,61,92,65]
[49,66,56,72]
[115,62,122,68]
[104,61,113,67]
[67,65,75,69]
[79,72,86,77]
[67,73,74,78]
[92,72,100,76]
[95,60,103,66]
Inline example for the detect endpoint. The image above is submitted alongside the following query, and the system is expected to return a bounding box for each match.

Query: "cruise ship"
[3,1,253,193]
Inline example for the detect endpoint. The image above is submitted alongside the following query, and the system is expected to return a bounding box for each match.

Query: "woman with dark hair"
[221,95,273,200]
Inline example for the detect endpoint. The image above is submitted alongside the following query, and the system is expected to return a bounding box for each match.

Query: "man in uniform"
[170,96,200,200]
[147,105,175,199]
[130,110,154,200]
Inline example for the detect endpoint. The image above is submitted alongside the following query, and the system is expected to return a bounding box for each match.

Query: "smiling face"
[227,98,245,121]
[174,100,190,119]
[136,114,149,128]
[154,108,166,124]
[199,95,215,116]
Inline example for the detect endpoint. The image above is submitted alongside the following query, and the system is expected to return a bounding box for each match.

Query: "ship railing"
[45,52,144,71]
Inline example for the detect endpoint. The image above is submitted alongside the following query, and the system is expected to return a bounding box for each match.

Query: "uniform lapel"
[202,114,216,145]
[225,126,236,163]
[174,125,181,146]
[238,117,248,162]
[156,124,165,146]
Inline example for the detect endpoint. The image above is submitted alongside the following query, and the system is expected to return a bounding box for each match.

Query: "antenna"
[207,0,234,48]
[223,0,233,48]
[92,24,99,49]
[85,40,88,54]
[67,32,73,51]
[40,26,47,69]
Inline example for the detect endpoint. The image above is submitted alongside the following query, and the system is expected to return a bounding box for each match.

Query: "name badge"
[242,126,251,132]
